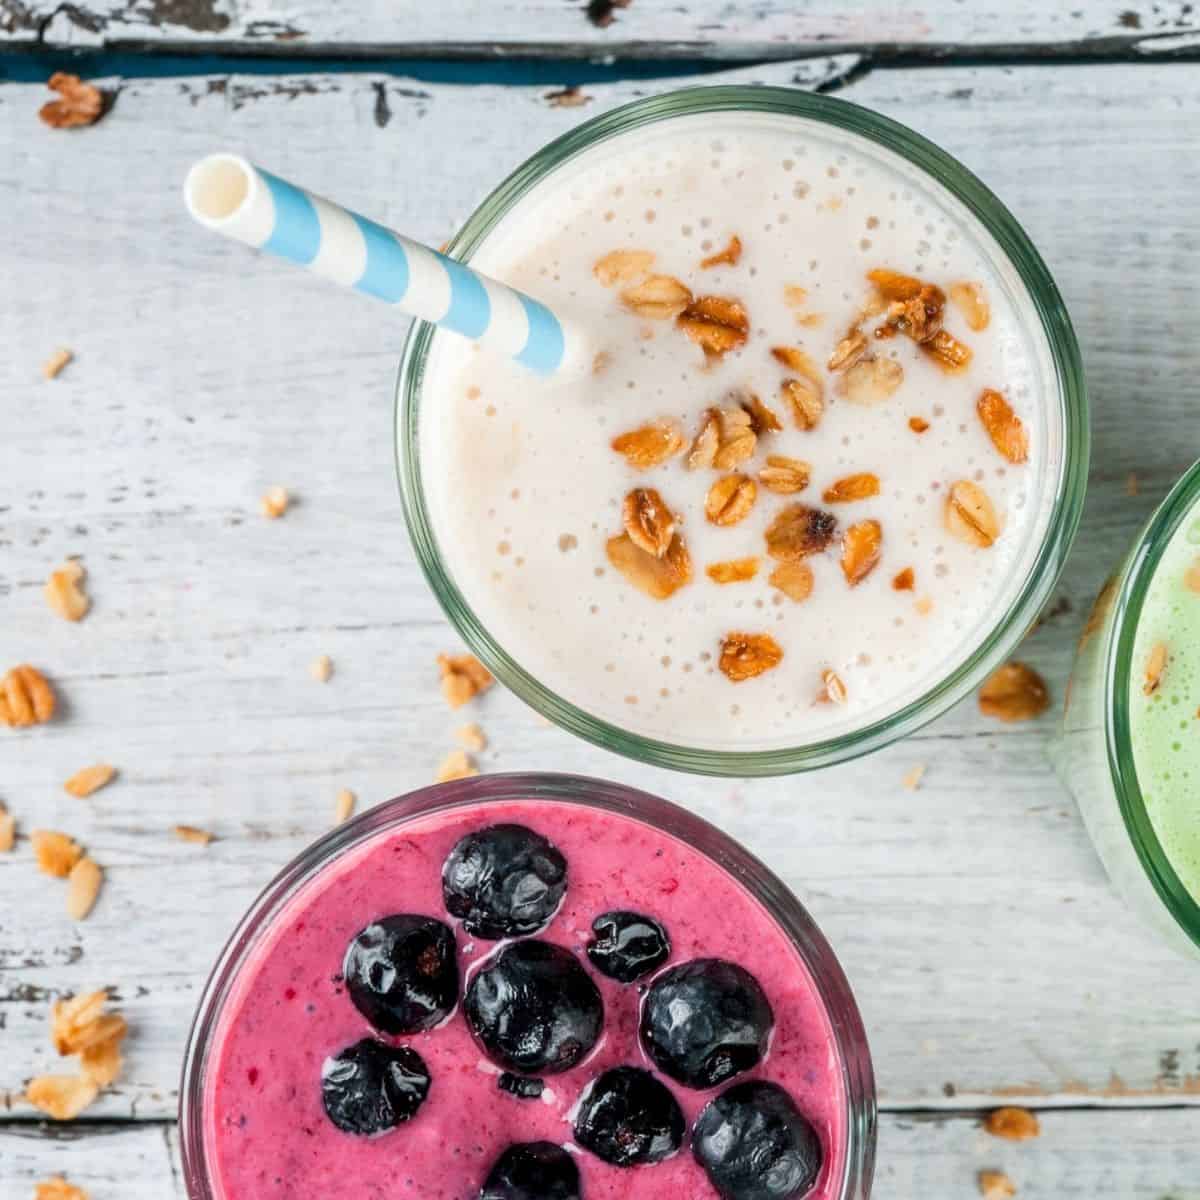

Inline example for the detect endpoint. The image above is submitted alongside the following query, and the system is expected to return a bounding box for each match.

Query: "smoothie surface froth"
[417,110,1060,750]
[1128,502,1200,899]
[204,798,849,1198]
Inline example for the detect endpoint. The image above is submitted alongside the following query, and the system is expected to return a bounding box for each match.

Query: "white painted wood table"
[2,2,1200,1194]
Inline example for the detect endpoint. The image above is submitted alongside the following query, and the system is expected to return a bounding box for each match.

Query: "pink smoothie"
[203,798,849,1198]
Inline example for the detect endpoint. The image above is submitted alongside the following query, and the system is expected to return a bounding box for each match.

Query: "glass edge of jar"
[176,771,876,1199]
[393,84,1090,777]
[1103,457,1200,950]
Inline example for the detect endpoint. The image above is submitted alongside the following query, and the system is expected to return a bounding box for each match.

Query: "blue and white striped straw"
[184,153,575,375]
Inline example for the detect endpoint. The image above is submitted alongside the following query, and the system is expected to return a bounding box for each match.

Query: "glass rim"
[1105,458,1200,948]
[395,84,1090,776]
[177,771,876,1200]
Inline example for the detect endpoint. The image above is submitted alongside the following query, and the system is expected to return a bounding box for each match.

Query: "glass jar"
[396,86,1089,775]
[1053,460,1200,957]
[179,772,876,1198]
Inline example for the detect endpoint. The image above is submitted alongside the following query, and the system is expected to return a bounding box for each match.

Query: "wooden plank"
[2,0,1200,56]
[1,1123,185,1198]
[1,58,1199,1125]
[4,1109,1200,1197]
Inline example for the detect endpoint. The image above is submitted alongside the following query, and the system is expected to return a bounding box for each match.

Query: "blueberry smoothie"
[195,785,864,1199]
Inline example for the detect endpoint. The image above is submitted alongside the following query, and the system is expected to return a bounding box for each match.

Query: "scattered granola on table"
[309,654,334,682]
[437,653,494,708]
[174,824,215,845]
[0,664,57,727]
[260,485,290,519]
[455,723,487,752]
[32,830,83,878]
[36,1178,90,1200]
[38,73,106,129]
[978,662,1050,722]
[901,764,926,791]
[66,857,104,920]
[334,789,356,824]
[978,1170,1016,1199]
[983,1107,1041,1141]
[0,802,14,852]
[42,347,74,379]
[64,764,117,798]
[27,989,126,1121]
[45,559,90,621]
[436,749,479,783]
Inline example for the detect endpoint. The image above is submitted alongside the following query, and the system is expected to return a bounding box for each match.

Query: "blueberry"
[320,1038,430,1136]
[573,1066,684,1167]
[466,940,602,1075]
[640,958,773,1089]
[343,914,458,1035]
[498,1072,544,1100]
[442,824,567,940]
[693,1081,823,1200]
[479,1142,580,1200]
[586,910,670,984]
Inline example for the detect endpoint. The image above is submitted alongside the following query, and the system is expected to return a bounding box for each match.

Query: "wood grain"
[2,0,1199,56]
[1,58,1199,1136]
[5,1108,1200,1196]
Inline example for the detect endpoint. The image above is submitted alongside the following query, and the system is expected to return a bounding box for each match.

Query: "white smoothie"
[416,109,1061,751]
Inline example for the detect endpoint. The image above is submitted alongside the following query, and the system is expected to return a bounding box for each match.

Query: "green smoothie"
[1128,503,1200,898]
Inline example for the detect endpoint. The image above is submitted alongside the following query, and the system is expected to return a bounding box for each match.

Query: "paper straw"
[184,153,573,375]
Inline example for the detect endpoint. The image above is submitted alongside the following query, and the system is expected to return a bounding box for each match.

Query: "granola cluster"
[594,247,1024,692]
[26,989,128,1121]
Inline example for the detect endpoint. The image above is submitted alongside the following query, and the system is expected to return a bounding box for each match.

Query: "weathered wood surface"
[2,52,1200,1162]
[6,1108,1200,1197]
[2,0,1200,56]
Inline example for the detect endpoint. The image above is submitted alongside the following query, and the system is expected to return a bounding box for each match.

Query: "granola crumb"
[66,857,103,920]
[309,654,334,682]
[455,723,488,752]
[902,763,926,791]
[45,560,90,621]
[822,669,848,705]
[978,1171,1016,1200]
[949,281,991,332]
[36,1176,90,1199]
[545,85,591,108]
[0,802,13,852]
[260,486,290,519]
[718,632,784,682]
[64,765,116,799]
[437,653,494,709]
[978,663,1050,722]
[39,73,106,129]
[42,348,74,380]
[892,567,915,591]
[1125,471,1140,496]
[593,248,654,286]
[436,749,479,783]
[700,235,743,270]
[676,295,750,361]
[1143,642,1168,695]
[26,1075,99,1121]
[0,664,57,727]
[32,830,83,878]
[173,824,215,845]
[908,416,930,434]
[334,789,356,824]
[983,1107,1041,1141]
[40,990,127,1108]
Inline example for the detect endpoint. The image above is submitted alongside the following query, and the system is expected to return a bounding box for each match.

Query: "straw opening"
[186,155,253,225]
